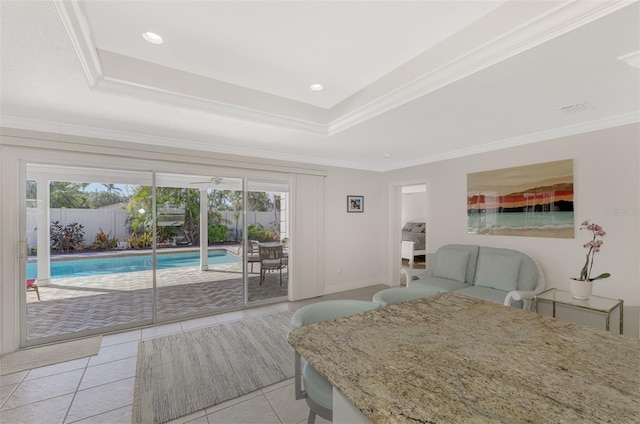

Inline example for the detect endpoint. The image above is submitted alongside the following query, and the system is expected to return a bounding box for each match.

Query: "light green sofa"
[404,244,545,310]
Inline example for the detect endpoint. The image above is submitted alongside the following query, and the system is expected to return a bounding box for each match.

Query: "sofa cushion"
[435,245,480,283]
[372,287,441,307]
[433,248,470,283]
[479,247,539,291]
[474,251,522,292]
[455,286,524,309]
[434,245,479,282]
[409,276,472,292]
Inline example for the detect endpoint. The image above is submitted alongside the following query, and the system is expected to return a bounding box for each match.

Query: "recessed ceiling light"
[383,153,392,158]
[309,84,324,91]
[142,32,164,45]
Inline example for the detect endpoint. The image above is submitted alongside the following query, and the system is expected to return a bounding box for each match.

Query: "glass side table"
[535,288,623,334]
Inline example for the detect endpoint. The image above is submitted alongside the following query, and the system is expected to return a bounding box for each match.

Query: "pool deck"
[25,246,288,341]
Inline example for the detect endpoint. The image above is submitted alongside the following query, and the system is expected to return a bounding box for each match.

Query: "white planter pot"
[569,279,593,300]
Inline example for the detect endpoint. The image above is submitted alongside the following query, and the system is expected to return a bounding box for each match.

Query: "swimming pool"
[26,250,241,279]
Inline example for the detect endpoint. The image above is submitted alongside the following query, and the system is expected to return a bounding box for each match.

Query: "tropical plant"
[575,220,611,282]
[101,183,124,194]
[208,224,228,244]
[86,190,127,208]
[247,224,276,242]
[50,221,85,252]
[124,231,153,249]
[247,191,273,211]
[26,180,37,204]
[93,227,118,250]
[50,182,89,208]
[233,211,241,241]
[126,186,202,245]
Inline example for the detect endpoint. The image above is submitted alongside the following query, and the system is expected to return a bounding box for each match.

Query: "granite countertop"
[287,292,640,423]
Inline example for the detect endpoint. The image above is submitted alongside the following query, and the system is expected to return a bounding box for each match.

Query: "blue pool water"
[26,250,240,279]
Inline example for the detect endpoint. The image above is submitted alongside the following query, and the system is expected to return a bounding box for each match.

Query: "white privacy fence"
[26,208,281,248]
[26,208,130,248]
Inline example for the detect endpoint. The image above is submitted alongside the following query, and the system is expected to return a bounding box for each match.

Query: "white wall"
[323,167,387,294]
[0,130,388,352]
[402,191,426,226]
[3,123,638,351]
[384,123,640,337]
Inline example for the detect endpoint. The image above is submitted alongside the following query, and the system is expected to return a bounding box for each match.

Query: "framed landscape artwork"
[467,159,574,238]
[347,195,364,213]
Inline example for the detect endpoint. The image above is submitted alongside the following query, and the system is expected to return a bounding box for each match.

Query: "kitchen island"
[287,292,639,423]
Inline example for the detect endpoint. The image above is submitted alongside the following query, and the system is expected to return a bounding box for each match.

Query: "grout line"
[262,391,285,424]
[0,392,73,414]
[61,357,91,424]
[0,383,20,410]
[64,404,132,424]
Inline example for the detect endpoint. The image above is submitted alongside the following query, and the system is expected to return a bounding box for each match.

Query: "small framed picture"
[347,195,364,213]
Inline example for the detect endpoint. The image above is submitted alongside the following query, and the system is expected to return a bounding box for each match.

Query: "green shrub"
[247,224,275,242]
[208,224,228,244]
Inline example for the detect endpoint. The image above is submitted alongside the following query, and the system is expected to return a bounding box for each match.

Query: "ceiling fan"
[189,176,224,185]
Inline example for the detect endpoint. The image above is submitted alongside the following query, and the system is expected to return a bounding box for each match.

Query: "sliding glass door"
[24,164,154,345]
[246,180,289,303]
[21,165,289,346]
[154,174,246,321]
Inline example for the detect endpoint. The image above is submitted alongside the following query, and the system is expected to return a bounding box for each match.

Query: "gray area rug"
[0,336,102,376]
[133,311,294,424]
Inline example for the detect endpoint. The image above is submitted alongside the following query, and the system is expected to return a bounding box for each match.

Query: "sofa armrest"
[504,290,538,310]
[402,269,432,286]
[505,255,546,310]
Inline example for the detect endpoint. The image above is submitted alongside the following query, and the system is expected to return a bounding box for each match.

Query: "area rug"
[132,311,294,424]
[0,336,102,375]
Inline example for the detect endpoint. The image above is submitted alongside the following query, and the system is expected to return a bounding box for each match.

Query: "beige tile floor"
[1,285,388,424]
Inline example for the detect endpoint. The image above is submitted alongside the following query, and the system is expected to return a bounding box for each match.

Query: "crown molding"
[328,0,636,135]
[93,76,328,136]
[0,115,364,170]
[5,111,637,173]
[52,0,634,137]
[380,111,640,172]
[50,0,103,87]
[52,1,329,135]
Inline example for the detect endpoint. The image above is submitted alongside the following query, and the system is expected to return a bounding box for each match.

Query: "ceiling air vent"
[558,102,593,114]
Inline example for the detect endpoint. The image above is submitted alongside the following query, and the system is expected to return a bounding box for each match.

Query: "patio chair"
[247,240,261,273]
[258,244,286,285]
[26,279,40,301]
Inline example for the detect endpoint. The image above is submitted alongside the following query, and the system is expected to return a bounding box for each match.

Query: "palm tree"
[126,185,202,245]
[49,182,89,208]
[247,192,273,211]
[101,183,124,194]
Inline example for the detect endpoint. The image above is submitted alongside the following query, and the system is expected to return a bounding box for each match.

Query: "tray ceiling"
[1,0,638,170]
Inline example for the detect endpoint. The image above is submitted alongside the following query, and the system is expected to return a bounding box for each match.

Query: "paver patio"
[26,260,287,341]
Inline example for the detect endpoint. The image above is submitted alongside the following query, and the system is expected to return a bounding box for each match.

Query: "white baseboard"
[323,278,385,295]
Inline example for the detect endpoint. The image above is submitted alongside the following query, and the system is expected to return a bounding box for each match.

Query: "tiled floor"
[2,284,388,424]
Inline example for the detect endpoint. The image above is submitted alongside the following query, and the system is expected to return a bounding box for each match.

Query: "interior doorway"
[400,184,428,273]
